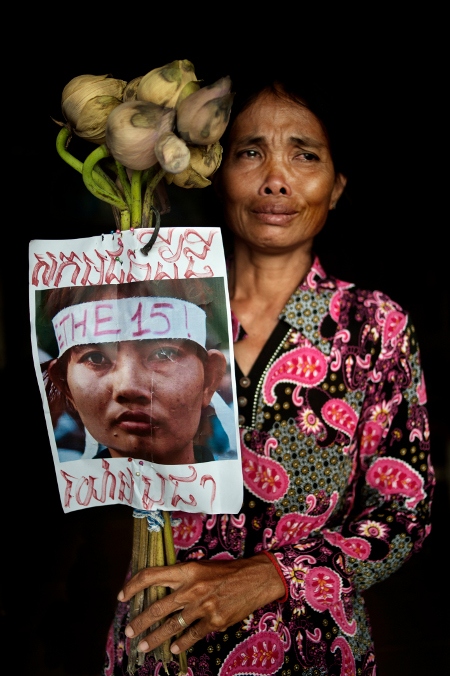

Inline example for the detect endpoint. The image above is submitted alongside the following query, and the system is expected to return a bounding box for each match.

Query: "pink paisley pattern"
[304,566,356,635]
[263,346,328,405]
[171,511,204,549]
[323,530,371,560]
[366,456,426,508]
[258,609,292,650]
[329,290,344,322]
[275,492,339,544]
[382,309,407,347]
[360,420,383,458]
[104,256,434,676]
[241,433,289,502]
[331,636,356,676]
[417,371,427,405]
[218,631,285,676]
[322,398,358,436]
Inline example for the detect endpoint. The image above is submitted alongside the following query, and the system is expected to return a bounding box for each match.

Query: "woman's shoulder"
[283,258,407,318]
[309,257,411,315]
[279,257,415,352]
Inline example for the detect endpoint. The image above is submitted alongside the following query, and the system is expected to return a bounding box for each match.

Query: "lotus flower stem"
[56,128,120,197]
[120,209,131,231]
[131,170,143,230]
[163,513,188,675]
[142,166,166,228]
[162,512,176,563]
[128,515,151,674]
[115,160,132,207]
[153,529,172,673]
[56,127,83,173]
[146,530,164,667]
[82,144,129,211]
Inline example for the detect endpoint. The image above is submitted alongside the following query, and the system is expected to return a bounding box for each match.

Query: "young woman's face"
[219,90,347,255]
[63,339,212,464]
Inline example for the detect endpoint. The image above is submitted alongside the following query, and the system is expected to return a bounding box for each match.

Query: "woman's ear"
[329,172,347,210]
[48,358,75,406]
[202,349,227,407]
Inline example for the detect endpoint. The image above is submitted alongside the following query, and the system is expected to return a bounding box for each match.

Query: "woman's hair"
[219,65,354,180]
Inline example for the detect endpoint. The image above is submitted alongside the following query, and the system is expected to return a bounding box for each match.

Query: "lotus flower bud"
[137,59,197,109]
[176,77,234,145]
[155,131,191,174]
[166,142,222,188]
[176,80,200,107]
[123,76,143,101]
[105,100,175,170]
[62,74,127,143]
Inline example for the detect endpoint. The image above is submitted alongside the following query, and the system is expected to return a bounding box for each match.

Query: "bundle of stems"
[57,128,186,673]
[56,127,165,237]
[128,511,188,675]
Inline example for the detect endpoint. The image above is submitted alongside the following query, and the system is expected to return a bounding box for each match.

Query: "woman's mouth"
[252,204,297,225]
[115,411,157,436]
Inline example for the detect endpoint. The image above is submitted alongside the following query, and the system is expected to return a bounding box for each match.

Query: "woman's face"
[219,90,347,255]
[62,339,214,464]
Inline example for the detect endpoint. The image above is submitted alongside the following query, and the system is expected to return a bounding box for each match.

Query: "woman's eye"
[150,347,181,361]
[296,151,319,161]
[238,149,260,159]
[81,351,109,366]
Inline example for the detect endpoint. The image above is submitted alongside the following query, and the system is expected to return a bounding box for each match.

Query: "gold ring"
[177,613,188,629]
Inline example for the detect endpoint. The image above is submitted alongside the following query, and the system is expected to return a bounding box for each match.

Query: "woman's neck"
[229,240,313,375]
[229,240,312,307]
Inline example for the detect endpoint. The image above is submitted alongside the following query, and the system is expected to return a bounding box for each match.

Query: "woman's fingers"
[118,562,188,602]
[134,611,221,655]
[121,555,285,654]
[170,617,209,654]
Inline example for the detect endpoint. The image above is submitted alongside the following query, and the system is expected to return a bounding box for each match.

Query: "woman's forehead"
[229,90,329,146]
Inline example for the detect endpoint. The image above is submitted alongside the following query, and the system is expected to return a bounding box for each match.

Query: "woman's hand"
[118,553,285,655]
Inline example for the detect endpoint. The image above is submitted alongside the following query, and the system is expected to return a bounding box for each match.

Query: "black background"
[2,17,449,675]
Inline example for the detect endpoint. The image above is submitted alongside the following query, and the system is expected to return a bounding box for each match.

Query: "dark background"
[2,20,448,675]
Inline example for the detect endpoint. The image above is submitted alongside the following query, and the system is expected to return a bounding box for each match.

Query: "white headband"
[52,296,206,357]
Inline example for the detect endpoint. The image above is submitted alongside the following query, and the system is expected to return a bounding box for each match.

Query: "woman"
[103,73,434,675]
[41,278,232,464]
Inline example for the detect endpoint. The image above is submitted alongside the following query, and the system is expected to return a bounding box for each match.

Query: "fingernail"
[138,640,149,652]
[171,643,180,655]
[117,590,124,601]
[124,626,135,638]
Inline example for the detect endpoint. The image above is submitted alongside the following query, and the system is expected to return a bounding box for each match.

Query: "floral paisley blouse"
[103,257,434,676]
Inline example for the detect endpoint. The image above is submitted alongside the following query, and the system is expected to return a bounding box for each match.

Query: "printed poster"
[29,226,242,514]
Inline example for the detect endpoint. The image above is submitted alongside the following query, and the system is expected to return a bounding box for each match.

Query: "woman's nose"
[259,163,291,196]
[112,358,153,403]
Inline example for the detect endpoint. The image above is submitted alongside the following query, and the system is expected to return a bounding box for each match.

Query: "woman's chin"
[107,444,195,465]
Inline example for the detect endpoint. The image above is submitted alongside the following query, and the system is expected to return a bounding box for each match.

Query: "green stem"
[131,170,142,229]
[163,512,177,565]
[116,160,132,207]
[120,210,131,231]
[128,516,150,674]
[142,166,166,228]
[56,127,83,173]
[92,163,123,195]
[56,128,120,195]
[162,513,187,674]
[82,144,129,211]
